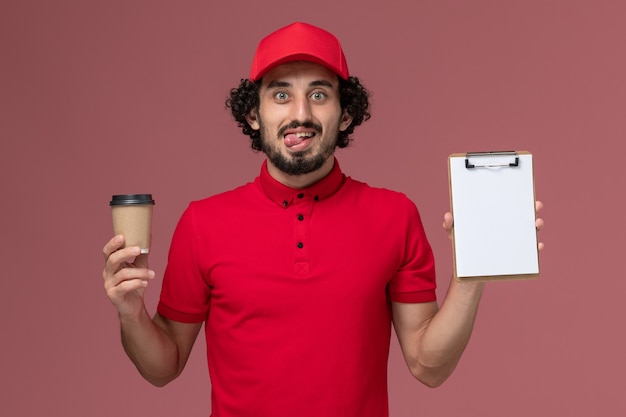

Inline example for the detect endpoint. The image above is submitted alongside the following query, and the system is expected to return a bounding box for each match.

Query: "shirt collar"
[258,157,346,207]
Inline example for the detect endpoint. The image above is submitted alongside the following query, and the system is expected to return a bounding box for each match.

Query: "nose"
[292,95,312,122]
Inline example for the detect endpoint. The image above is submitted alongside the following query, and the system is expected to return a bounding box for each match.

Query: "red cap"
[249,22,349,81]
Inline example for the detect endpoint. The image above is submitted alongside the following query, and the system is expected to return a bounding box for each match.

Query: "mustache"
[277,121,322,137]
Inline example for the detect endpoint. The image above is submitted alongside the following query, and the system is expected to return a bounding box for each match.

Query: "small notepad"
[448,151,539,281]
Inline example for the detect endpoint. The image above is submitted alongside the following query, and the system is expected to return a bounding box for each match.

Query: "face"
[246,61,353,176]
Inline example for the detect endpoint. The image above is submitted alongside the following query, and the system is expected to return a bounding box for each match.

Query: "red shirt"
[158,159,436,417]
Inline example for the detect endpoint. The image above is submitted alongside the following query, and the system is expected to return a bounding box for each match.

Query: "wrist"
[118,304,150,327]
[451,277,485,297]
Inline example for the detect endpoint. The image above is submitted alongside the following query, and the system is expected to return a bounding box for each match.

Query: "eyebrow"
[266,79,336,89]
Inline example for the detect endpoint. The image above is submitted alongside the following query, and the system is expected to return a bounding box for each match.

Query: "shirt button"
[282,200,288,207]
[314,195,319,201]
[297,214,304,221]
[297,193,304,199]
[297,242,304,249]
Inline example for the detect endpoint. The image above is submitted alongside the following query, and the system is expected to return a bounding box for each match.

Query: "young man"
[103,22,543,417]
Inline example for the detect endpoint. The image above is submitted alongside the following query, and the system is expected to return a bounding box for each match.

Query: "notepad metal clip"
[465,151,519,169]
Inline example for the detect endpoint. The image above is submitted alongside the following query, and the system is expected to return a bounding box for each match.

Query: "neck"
[266,156,335,189]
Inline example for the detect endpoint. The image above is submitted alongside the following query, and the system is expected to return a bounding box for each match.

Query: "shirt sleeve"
[388,197,437,303]
[157,203,210,323]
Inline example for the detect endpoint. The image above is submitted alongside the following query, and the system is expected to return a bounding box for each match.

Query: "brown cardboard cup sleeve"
[110,194,155,254]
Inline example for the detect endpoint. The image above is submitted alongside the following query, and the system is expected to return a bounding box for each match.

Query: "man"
[103,22,544,416]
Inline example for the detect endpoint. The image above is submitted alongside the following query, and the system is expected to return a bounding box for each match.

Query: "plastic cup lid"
[109,194,155,206]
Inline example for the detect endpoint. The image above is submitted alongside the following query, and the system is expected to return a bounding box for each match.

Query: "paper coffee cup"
[110,194,155,254]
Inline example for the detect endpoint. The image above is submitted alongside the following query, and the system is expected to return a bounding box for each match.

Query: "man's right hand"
[102,235,156,317]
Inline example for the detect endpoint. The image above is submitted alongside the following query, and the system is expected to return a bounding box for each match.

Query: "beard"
[259,119,339,176]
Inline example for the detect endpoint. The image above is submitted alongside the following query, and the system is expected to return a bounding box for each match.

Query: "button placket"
[293,192,314,275]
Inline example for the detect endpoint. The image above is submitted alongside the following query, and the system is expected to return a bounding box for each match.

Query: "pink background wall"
[2,0,624,416]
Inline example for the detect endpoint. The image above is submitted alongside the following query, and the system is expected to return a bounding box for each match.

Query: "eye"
[274,91,289,101]
[311,91,326,101]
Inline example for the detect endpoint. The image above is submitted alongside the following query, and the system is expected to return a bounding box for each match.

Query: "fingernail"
[148,270,155,279]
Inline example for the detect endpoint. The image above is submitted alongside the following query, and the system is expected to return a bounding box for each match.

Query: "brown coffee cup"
[110,194,155,254]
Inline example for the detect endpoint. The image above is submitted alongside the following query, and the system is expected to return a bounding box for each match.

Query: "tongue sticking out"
[284,134,305,148]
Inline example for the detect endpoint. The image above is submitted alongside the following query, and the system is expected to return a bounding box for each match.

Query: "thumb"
[443,212,454,239]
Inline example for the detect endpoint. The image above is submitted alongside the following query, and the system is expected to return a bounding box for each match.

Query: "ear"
[339,109,353,132]
[245,108,261,130]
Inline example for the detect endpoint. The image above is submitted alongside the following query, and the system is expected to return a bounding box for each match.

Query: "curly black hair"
[225,76,371,151]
